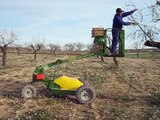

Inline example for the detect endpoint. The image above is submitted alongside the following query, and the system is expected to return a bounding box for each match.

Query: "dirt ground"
[0,53,160,120]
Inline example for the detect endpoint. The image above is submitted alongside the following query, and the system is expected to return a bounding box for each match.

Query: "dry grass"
[0,53,160,119]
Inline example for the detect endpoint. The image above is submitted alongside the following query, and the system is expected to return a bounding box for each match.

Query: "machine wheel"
[76,86,96,104]
[22,85,37,99]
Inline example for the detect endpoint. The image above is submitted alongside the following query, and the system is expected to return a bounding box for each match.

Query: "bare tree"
[86,44,93,52]
[48,44,61,56]
[134,41,144,58]
[125,1,160,48]
[75,42,85,52]
[0,30,17,67]
[14,43,22,55]
[30,36,44,60]
[150,0,160,22]
[64,43,76,55]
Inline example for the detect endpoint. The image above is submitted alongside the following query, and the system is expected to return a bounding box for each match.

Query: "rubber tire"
[22,85,37,99]
[76,86,96,104]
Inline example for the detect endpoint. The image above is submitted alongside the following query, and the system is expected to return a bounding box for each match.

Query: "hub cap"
[81,89,92,101]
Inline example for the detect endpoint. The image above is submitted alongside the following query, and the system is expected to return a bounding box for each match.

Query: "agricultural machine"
[22,28,125,104]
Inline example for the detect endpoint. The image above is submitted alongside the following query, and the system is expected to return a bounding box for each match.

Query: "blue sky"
[0,0,155,48]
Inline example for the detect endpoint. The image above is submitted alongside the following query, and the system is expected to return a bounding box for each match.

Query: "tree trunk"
[16,48,20,55]
[34,51,37,60]
[136,49,140,58]
[53,50,56,56]
[1,47,7,67]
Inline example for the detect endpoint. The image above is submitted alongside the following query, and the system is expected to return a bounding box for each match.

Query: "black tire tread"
[76,85,96,104]
[21,85,37,99]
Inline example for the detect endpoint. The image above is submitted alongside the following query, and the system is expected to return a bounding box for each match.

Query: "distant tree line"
[1,1,159,67]
[0,30,93,67]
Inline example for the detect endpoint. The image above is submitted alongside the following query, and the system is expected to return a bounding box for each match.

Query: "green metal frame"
[31,28,125,96]
[119,30,125,55]
[95,28,125,57]
[32,53,99,95]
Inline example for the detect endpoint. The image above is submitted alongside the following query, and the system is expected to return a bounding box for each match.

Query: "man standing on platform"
[111,8,138,54]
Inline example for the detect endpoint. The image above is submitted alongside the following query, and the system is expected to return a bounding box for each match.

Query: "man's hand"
[133,8,138,12]
[132,22,139,25]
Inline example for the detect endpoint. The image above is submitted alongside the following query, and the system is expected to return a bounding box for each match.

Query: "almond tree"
[64,43,76,55]
[126,1,160,49]
[134,41,144,58]
[86,44,93,52]
[75,42,85,52]
[14,43,22,55]
[0,30,17,67]
[30,37,44,60]
[48,44,61,56]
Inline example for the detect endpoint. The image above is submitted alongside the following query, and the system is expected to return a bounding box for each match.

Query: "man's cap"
[116,8,124,13]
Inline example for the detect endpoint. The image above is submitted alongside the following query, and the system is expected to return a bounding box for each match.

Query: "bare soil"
[0,53,160,120]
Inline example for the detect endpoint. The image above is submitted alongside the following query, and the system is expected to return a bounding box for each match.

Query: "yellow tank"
[54,76,83,90]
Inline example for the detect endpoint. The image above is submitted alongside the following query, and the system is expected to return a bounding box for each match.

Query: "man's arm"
[122,9,137,17]
[117,16,132,26]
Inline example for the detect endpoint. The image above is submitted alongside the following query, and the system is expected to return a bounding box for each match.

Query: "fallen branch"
[144,40,160,49]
